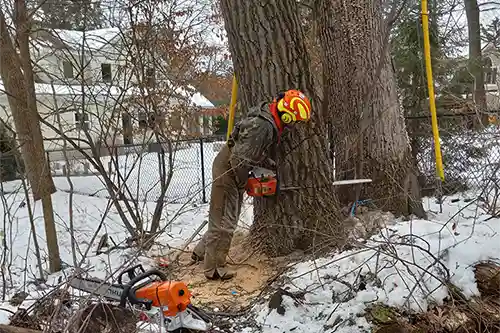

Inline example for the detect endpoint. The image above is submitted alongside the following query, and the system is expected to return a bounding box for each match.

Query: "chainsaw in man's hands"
[245,167,278,197]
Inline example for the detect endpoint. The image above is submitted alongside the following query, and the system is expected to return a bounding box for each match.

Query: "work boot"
[205,267,236,281]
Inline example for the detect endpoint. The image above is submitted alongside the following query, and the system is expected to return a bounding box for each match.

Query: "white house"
[0,26,216,154]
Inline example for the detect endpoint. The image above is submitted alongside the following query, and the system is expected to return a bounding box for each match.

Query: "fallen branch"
[0,325,42,333]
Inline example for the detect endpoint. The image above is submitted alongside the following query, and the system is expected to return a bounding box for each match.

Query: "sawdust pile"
[167,230,280,312]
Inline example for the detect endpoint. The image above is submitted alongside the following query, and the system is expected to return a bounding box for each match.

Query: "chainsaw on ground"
[68,264,210,332]
[245,167,373,197]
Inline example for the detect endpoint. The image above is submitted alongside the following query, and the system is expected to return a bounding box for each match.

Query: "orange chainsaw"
[245,167,278,197]
[69,264,210,332]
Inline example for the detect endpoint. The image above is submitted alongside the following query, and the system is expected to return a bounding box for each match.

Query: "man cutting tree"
[192,89,312,280]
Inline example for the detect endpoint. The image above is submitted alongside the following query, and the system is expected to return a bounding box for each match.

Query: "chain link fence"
[2,116,499,209]
[41,136,225,204]
[407,114,500,209]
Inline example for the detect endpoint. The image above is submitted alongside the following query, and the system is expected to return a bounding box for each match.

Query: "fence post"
[200,137,207,203]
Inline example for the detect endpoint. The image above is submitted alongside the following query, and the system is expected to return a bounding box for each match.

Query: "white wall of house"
[0,92,109,151]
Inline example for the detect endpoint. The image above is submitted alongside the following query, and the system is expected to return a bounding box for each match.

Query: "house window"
[203,116,210,135]
[146,68,155,86]
[138,112,148,129]
[101,63,112,82]
[486,68,498,85]
[63,61,74,79]
[75,112,90,130]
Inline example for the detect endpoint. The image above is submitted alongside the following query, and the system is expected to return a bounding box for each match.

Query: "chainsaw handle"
[117,264,146,285]
[119,269,167,309]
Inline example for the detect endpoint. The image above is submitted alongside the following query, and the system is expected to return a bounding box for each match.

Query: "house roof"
[40,28,122,51]
[0,81,215,108]
[25,27,216,108]
[190,92,215,108]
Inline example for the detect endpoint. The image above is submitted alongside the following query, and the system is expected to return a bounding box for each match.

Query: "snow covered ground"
[0,184,497,332]
[3,140,223,204]
[0,187,253,324]
[243,193,495,333]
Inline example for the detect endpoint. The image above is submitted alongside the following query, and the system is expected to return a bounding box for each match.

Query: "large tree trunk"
[315,0,425,218]
[0,7,61,272]
[464,0,488,125]
[219,0,343,256]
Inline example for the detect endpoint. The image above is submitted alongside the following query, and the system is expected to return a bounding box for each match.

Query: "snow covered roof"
[0,81,215,108]
[45,28,122,50]
[190,92,215,108]
[173,84,215,108]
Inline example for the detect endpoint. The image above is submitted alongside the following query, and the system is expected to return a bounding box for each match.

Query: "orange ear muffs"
[281,112,293,124]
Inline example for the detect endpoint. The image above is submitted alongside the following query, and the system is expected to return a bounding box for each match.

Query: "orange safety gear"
[273,89,312,124]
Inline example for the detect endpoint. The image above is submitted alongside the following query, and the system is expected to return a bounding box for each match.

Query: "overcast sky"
[443,0,500,56]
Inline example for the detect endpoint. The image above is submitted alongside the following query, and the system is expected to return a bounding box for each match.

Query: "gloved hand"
[263,158,277,170]
[234,167,251,189]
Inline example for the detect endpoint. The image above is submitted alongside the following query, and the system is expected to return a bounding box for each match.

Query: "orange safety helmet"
[274,89,312,124]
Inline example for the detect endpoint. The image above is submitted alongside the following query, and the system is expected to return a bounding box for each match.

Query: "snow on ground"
[239,193,498,333]
[0,191,186,283]
[0,135,498,331]
[0,186,253,324]
[0,183,498,333]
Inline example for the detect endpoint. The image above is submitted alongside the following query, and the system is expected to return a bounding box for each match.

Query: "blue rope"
[350,199,371,216]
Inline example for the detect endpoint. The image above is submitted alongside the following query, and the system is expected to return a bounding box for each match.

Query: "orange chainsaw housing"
[135,280,192,317]
[245,175,277,197]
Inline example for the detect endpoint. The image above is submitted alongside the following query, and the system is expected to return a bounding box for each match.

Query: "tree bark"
[315,0,425,218]
[219,0,343,256]
[0,7,61,272]
[464,0,488,124]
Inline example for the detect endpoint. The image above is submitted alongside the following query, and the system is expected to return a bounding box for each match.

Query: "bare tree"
[0,0,226,248]
[0,2,61,273]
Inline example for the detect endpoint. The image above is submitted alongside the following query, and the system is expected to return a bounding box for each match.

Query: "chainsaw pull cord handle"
[119,269,168,309]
